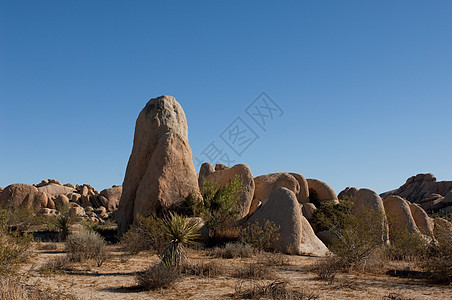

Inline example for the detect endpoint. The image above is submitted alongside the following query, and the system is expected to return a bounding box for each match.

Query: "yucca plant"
[55,215,72,241]
[159,212,200,268]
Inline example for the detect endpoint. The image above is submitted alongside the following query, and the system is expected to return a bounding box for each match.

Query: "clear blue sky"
[1,1,451,194]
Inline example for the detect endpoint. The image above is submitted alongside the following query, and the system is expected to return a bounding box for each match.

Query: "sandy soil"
[22,243,452,300]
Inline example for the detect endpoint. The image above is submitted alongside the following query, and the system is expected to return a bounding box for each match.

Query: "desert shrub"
[419,222,452,284]
[65,231,107,267]
[181,260,225,277]
[234,280,319,300]
[159,212,200,268]
[330,209,384,270]
[232,261,275,280]
[0,209,33,276]
[120,214,167,255]
[384,228,428,262]
[209,242,256,259]
[313,201,384,271]
[136,263,181,290]
[238,220,280,251]
[311,200,353,232]
[189,175,243,238]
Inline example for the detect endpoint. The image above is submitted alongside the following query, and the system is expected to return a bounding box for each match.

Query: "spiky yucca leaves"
[56,215,73,241]
[160,212,200,268]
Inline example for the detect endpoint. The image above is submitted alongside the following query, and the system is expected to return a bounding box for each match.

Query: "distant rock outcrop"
[99,186,123,211]
[391,173,452,203]
[116,96,199,235]
[37,183,75,197]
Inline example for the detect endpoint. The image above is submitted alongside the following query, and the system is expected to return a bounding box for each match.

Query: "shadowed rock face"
[306,178,338,204]
[0,183,38,207]
[116,96,199,235]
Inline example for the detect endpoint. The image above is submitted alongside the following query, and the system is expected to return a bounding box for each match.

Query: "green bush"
[189,175,243,238]
[238,220,280,251]
[65,231,107,267]
[312,201,384,270]
[311,200,353,233]
[384,229,428,262]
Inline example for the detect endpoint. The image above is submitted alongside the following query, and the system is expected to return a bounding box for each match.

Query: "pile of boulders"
[114,95,452,257]
[0,179,122,224]
[381,173,452,214]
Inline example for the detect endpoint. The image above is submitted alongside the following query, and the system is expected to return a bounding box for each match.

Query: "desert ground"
[20,242,451,300]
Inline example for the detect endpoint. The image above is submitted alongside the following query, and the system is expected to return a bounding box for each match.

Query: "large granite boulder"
[383,195,421,237]
[201,163,254,224]
[198,162,215,189]
[409,203,435,239]
[0,183,38,207]
[250,172,300,216]
[338,187,358,200]
[116,96,199,235]
[99,185,123,211]
[246,187,329,256]
[306,178,338,204]
[353,188,389,244]
[289,173,309,203]
[23,192,48,211]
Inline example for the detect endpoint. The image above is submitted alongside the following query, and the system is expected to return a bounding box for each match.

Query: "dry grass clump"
[38,242,59,251]
[234,280,319,300]
[209,242,256,259]
[38,256,70,276]
[257,251,291,267]
[135,263,181,290]
[382,292,414,300]
[314,256,342,283]
[0,277,75,300]
[181,260,225,277]
[65,231,108,267]
[232,261,276,280]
